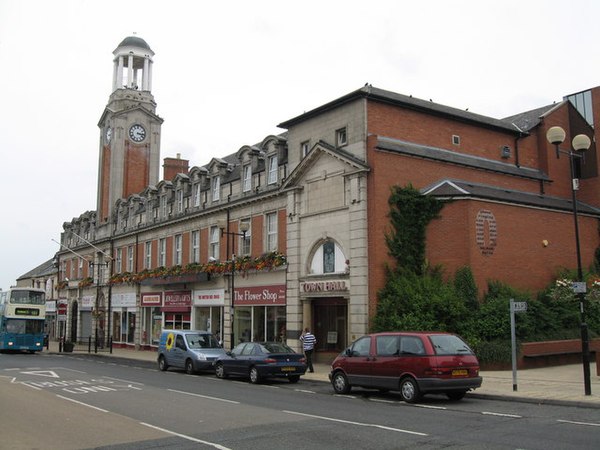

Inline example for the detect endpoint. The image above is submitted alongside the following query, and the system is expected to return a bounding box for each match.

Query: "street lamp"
[218,217,250,349]
[546,125,592,396]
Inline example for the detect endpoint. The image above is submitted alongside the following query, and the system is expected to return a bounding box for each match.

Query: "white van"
[157,330,226,374]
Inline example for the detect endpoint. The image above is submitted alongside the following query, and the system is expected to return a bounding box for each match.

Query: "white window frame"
[336,127,347,146]
[242,164,252,192]
[176,189,183,213]
[212,176,221,201]
[159,238,166,267]
[266,212,277,252]
[160,195,168,218]
[267,155,278,184]
[191,230,200,263]
[174,234,182,265]
[193,183,201,207]
[144,241,152,269]
[210,226,220,260]
[301,141,310,158]
[127,245,134,272]
[240,218,251,256]
[115,248,122,273]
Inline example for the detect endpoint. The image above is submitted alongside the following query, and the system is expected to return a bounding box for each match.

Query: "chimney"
[163,153,189,180]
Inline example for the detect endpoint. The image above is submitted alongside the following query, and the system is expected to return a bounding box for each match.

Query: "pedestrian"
[300,327,316,373]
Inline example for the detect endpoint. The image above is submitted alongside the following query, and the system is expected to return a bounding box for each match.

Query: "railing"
[60,336,113,354]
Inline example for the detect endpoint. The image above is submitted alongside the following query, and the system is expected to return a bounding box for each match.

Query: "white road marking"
[20,370,60,378]
[414,404,447,410]
[168,388,240,404]
[294,389,316,394]
[482,411,522,418]
[141,422,231,449]
[56,395,109,412]
[557,419,600,427]
[283,410,428,436]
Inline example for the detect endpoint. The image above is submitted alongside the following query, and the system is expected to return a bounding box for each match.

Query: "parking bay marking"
[557,419,600,428]
[168,388,240,404]
[283,410,428,436]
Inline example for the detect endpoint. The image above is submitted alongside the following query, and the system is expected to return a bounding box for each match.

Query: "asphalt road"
[1,352,600,449]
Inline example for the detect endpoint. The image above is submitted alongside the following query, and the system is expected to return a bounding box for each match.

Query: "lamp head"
[546,126,566,145]
[239,221,250,233]
[572,134,591,152]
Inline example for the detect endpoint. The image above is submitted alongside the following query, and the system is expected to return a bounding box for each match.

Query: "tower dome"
[111,35,154,92]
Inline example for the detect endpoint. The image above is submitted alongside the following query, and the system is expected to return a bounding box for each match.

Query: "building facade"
[50,36,600,362]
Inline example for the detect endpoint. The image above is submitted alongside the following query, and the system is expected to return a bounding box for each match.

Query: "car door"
[369,334,402,390]
[395,335,428,380]
[171,334,187,368]
[227,343,248,375]
[342,336,373,387]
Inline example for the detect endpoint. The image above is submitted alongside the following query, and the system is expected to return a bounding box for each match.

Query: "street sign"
[572,282,587,294]
[511,301,527,313]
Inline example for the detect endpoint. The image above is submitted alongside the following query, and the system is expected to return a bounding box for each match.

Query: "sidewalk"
[45,341,600,408]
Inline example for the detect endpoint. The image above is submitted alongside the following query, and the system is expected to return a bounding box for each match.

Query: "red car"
[329,332,482,402]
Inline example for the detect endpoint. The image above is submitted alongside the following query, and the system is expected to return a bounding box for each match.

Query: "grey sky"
[1,0,598,289]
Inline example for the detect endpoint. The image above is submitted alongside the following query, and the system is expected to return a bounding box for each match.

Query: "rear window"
[260,342,294,353]
[429,335,473,355]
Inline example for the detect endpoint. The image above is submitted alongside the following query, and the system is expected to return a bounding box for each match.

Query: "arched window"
[309,239,347,275]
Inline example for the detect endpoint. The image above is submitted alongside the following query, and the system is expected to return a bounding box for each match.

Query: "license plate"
[452,369,468,376]
[281,367,296,372]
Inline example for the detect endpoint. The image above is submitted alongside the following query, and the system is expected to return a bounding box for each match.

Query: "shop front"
[111,291,137,346]
[141,292,162,348]
[80,295,94,340]
[233,284,286,345]
[192,288,224,341]
[162,290,192,330]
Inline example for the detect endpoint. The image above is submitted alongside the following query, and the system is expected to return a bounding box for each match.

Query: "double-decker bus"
[0,287,46,352]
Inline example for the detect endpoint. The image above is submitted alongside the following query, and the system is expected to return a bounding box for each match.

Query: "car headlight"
[196,354,207,361]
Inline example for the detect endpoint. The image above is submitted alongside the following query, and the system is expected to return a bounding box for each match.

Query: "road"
[1,352,600,449]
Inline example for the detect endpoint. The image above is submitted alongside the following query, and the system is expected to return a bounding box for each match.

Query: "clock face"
[105,126,112,144]
[129,124,146,142]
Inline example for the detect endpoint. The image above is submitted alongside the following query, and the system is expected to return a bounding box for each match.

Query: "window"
[336,127,347,147]
[266,212,277,252]
[212,176,220,201]
[240,219,251,256]
[193,183,201,207]
[452,135,460,145]
[210,226,220,260]
[242,164,252,192]
[160,195,168,219]
[159,238,166,267]
[301,141,310,158]
[323,240,335,273]
[78,259,83,279]
[127,245,134,272]
[174,234,182,265]
[267,155,278,184]
[144,241,152,269]
[351,336,371,357]
[115,249,122,273]
[176,189,183,213]
[191,230,200,263]
[376,335,400,356]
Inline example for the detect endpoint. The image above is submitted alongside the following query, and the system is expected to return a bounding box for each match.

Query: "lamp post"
[218,216,249,349]
[89,253,109,353]
[546,125,592,396]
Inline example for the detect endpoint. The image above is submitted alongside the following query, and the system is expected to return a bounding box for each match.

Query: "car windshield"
[185,333,220,349]
[259,342,294,354]
[429,335,473,355]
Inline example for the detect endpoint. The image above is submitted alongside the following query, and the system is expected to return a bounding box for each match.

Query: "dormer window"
[336,127,347,147]
[212,176,221,201]
[160,195,168,219]
[193,183,201,207]
[176,189,183,213]
[242,164,252,192]
[267,155,278,185]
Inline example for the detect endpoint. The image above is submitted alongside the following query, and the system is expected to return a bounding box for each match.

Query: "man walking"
[300,327,316,373]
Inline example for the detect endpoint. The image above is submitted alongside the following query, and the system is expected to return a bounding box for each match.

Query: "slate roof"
[17,258,57,281]
[503,103,561,132]
[279,85,523,134]
[423,179,600,216]
[376,136,550,182]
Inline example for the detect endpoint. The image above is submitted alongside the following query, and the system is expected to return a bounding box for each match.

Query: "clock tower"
[97,35,163,224]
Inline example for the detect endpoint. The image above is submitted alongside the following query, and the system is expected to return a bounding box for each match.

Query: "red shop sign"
[233,285,286,306]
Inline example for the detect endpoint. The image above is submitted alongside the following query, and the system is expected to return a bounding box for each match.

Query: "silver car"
[157,330,226,374]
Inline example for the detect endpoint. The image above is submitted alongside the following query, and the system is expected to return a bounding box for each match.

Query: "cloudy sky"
[0,0,599,289]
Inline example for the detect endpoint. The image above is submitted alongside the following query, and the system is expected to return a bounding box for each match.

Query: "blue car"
[215,341,307,384]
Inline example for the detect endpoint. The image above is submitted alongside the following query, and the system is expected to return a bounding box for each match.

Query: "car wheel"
[288,375,300,384]
[185,359,195,375]
[249,366,261,384]
[446,390,466,401]
[331,371,351,394]
[215,362,228,379]
[400,377,422,403]
[158,355,169,371]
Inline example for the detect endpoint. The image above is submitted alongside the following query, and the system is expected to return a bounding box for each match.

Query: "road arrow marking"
[20,370,60,378]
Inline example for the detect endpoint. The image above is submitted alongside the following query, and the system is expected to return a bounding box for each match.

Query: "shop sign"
[163,290,192,312]
[234,285,286,305]
[192,289,225,306]
[300,280,349,293]
[45,300,57,313]
[112,292,137,308]
[141,293,162,306]
[80,295,94,311]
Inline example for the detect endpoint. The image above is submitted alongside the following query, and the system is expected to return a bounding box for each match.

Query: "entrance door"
[313,298,347,358]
